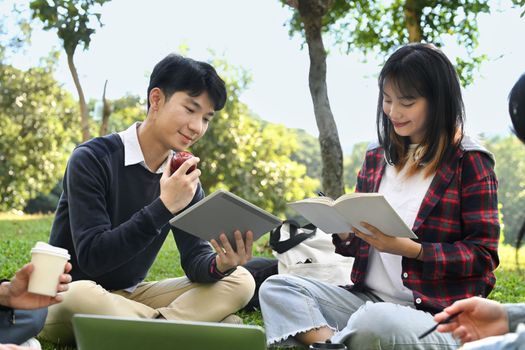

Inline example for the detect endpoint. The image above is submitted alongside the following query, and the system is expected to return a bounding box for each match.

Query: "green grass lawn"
[1,213,524,349]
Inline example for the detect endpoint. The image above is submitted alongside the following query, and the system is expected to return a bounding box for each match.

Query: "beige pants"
[40,267,255,345]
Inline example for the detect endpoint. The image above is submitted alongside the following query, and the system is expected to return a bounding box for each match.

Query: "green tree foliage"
[486,135,525,246]
[30,0,109,141]
[290,128,322,180]
[284,0,490,87]
[106,95,145,133]
[87,94,145,135]
[290,129,370,195]
[191,59,319,215]
[0,63,79,211]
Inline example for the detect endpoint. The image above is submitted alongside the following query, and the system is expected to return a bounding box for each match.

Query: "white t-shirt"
[364,146,435,306]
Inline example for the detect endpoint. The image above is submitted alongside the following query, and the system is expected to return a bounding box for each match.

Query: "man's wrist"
[210,258,236,278]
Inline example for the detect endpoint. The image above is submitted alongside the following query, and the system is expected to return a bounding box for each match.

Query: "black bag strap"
[269,219,316,254]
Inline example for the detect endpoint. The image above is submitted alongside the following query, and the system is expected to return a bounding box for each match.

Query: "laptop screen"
[73,314,267,350]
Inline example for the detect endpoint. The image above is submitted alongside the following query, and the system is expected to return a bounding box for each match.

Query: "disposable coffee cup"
[27,242,70,297]
[309,343,347,350]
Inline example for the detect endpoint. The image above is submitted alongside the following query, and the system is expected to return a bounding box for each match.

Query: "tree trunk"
[66,51,90,141]
[99,79,111,136]
[404,0,423,42]
[296,0,344,198]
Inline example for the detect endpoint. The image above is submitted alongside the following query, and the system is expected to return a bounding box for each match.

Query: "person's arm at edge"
[505,304,525,332]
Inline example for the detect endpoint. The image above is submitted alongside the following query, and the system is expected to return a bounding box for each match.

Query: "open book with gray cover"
[288,192,417,238]
[169,189,282,242]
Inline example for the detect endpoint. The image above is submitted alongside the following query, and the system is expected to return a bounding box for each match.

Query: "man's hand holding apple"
[170,151,197,175]
[159,152,201,214]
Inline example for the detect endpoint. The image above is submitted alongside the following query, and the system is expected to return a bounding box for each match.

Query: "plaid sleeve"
[421,151,500,280]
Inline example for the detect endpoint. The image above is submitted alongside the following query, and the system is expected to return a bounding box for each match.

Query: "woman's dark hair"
[147,53,226,111]
[509,73,525,249]
[376,43,465,176]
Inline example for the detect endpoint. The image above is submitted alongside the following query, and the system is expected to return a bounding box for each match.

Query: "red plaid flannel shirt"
[334,144,500,313]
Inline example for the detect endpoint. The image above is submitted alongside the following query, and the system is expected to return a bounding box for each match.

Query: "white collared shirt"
[118,122,172,174]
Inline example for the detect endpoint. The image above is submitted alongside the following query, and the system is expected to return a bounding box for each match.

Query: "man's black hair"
[509,73,525,249]
[147,54,226,111]
[509,73,525,144]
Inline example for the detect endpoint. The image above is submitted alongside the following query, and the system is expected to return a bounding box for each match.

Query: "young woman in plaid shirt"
[434,74,525,349]
[259,43,500,349]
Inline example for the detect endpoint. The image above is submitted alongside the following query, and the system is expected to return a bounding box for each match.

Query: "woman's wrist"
[414,244,423,260]
[406,243,423,260]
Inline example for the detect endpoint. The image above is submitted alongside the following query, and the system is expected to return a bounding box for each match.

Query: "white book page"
[333,196,417,238]
[288,201,351,233]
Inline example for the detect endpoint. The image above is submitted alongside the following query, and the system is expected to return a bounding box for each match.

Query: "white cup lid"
[31,242,70,259]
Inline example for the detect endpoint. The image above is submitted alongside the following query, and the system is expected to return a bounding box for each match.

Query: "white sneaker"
[19,337,42,349]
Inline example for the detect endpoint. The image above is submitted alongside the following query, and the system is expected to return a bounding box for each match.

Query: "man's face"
[152,90,215,151]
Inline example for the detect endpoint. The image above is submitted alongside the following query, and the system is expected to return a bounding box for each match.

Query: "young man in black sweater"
[40,54,255,345]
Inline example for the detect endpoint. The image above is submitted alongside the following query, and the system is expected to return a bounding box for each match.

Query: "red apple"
[171,151,197,174]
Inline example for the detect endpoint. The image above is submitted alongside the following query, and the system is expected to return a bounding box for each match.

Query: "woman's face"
[382,80,429,144]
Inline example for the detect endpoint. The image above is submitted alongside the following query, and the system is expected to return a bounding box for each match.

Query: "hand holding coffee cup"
[1,260,71,310]
[27,242,70,297]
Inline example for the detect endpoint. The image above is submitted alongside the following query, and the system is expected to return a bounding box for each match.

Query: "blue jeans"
[259,274,460,349]
[0,307,47,344]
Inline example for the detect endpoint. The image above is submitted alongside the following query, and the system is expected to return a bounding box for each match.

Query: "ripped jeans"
[259,274,460,349]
